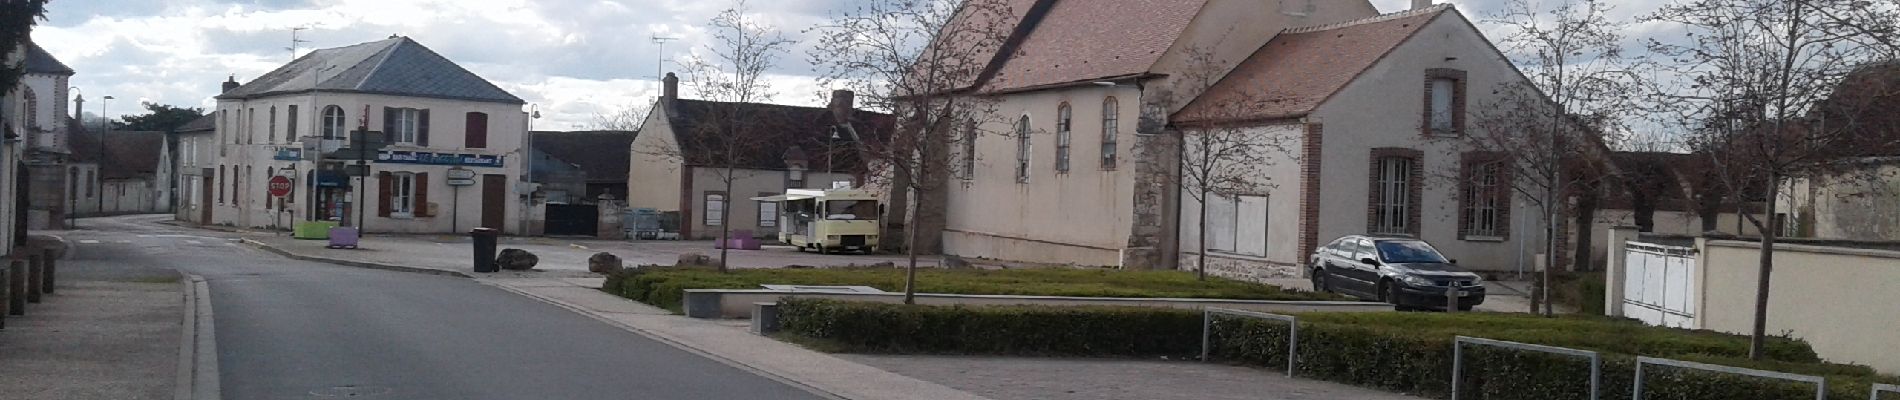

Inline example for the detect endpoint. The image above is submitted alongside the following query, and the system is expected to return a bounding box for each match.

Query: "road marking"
[116,240,134,244]
[186,240,202,245]
[79,239,101,244]
[139,234,154,238]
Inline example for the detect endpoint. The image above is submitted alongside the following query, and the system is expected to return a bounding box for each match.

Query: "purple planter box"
[327,227,360,249]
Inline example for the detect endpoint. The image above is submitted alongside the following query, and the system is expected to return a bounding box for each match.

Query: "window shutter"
[382,107,396,142]
[415,172,431,217]
[377,171,393,217]
[465,112,488,148]
[417,109,431,147]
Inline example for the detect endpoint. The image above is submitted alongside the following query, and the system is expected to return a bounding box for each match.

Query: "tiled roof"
[921,0,1046,92]
[69,130,167,179]
[1172,6,1448,123]
[23,42,74,75]
[977,0,1207,92]
[175,114,215,133]
[217,37,523,104]
[531,130,637,182]
[665,98,892,171]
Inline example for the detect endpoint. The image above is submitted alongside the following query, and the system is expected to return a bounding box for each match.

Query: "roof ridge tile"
[1285,3,1450,34]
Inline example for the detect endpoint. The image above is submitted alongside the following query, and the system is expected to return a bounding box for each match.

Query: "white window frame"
[390,172,416,217]
[392,108,422,144]
[1055,103,1071,173]
[1429,77,1457,135]
[960,121,977,181]
[1374,157,1413,235]
[759,200,779,228]
[1015,116,1031,183]
[1463,161,1502,238]
[322,105,346,139]
[704,193,727,226]
[1101,97,1119,170]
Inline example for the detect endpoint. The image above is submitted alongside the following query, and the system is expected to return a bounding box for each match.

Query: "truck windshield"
[1375,240,1449,264]
[826,200,878,220]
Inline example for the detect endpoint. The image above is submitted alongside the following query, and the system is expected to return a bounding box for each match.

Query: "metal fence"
[1870,383,1899,399]
[1200,308,1297,377]
[1633,356,1826,400]
[1452,336,1601,400]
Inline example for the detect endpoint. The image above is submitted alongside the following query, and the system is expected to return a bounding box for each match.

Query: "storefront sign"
[274,147,305,161]
[375,151,505,168]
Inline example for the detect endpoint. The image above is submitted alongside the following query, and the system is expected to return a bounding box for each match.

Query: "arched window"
[1101,97,1118,170]
[1055,103,1071,173]
[1015,116,1031,183]
[21,87,37,131]
[322,105,346,139]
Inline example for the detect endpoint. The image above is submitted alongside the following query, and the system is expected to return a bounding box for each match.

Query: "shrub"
[778,299,1202,357]
[601,266,1345,312]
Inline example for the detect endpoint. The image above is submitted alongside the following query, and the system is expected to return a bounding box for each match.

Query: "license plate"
[1455,290,1471,296]
[845,246,860,250]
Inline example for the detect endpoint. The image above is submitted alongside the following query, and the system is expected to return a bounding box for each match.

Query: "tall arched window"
[1101,97,1118,170]
[1055,103,1071,173]
[321,105,346,139]
[21,87,37,131]
[1015,116,1031,183]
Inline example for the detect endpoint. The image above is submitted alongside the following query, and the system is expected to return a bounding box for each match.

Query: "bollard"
[26,254,43,304]
[8,260,26,316]
[0,264,9,328]
[41,248,57,295]
[470,228,500,273]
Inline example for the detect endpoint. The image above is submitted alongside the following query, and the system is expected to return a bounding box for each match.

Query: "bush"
[774,299,1897,400]
[778,298,1202,357]
[600,266,1345,312]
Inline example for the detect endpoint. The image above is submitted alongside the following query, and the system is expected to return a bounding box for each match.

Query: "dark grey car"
[1308,235,1485,311]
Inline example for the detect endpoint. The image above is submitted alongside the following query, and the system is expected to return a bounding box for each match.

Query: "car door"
[1339,238,1383,295]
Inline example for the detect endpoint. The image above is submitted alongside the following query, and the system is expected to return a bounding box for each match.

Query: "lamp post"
[68,90,80,228]
[521,104,540,235]
[98,95,115,215]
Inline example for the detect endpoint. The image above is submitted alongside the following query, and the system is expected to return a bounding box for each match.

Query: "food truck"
[751,188,881,253]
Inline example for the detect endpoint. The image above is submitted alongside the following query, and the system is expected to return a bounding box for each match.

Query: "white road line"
[79,239,102,244]
[139,234,155,238]
[186,240,203,245]
[116,240,134,244]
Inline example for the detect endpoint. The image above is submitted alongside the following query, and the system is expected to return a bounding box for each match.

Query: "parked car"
[1308,235,1485,311]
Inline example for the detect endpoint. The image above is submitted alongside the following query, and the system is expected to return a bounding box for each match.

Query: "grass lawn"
[601,266,1348,312]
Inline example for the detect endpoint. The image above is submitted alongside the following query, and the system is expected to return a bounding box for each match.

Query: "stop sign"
[268,176,294,197]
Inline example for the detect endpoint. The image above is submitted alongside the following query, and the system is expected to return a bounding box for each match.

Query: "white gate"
[1623,241,1699,328]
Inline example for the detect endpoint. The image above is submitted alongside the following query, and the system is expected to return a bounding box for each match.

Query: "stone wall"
[1123,132,1180,270]
[1186,252,1303,283]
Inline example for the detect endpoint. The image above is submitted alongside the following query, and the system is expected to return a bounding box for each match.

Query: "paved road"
[63,215,825,400]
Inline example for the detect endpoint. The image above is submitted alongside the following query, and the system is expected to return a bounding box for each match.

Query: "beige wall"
[1578,209,1758,269]
[1305,10,1542,272]
[627,102,683,213]
[1179,123,1308,266]
[1782,164,1900,241]
[686,166,853,240]
[1698,239,1900,373]
[944,85,1140,266]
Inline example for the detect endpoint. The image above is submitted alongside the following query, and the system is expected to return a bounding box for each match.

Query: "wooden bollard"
[41,248,56,295]
[7,260,25,316]
[0,263,10,328]
[26,254,43,304]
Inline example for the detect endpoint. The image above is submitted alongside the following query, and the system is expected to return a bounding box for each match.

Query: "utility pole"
[287,27,310,61]
[650,34,678,80]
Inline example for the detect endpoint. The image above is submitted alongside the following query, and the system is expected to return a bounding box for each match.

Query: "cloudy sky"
[32,0,1665,130]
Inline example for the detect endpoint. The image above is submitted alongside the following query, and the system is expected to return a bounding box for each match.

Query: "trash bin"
[471,228,500,273]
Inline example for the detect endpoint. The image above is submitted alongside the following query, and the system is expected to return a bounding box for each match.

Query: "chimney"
[73,94,85,121]
[661,72,678,99]
[828,89,855,122]
[1412,0,1432,10]
[222,75,240,93]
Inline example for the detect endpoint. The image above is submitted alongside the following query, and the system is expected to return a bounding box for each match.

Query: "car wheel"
[1311,270,1330,293]
[1457,304,1475,312]
[1385,282,1407,309]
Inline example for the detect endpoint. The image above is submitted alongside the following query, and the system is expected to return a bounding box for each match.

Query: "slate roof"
[69,130,167,179]
[977,0,1207,92]
[1172,6,1448,124]
[531,130,637,183]
[23,42,74,75]
[217,36,524,104]
[665,99,892,171]
[175,114,215,133]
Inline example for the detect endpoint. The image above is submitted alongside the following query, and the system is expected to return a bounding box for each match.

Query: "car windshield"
[825,200,878,220]
[1375,240,1449,264]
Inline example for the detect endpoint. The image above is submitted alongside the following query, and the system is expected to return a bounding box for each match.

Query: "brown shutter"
[377,171,393,217]
[417,109,431,147]
[465,112,488,148]
[415,172,430,217]
[382,107,396,141]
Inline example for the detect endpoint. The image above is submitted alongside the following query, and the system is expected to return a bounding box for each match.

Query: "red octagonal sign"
[268,176,293,197]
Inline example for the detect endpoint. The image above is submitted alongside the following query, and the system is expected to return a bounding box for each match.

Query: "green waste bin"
[294,221,341,240]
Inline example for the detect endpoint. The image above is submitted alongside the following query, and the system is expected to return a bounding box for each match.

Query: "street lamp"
[99,95,115,215]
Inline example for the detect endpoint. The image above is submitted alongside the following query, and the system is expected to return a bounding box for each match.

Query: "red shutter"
[377,171,393,217]
[417,109,431,147]
[415,173,430,217]
[465,112,488,148]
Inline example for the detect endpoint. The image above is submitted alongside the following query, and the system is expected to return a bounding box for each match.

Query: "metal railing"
[1633,356,1825,400]
[1452,336,1601,400]
[1201,308,1297,377]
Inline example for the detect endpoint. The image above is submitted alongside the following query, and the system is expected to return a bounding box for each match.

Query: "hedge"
[600,266,1345,313]
[777,299,1898,400]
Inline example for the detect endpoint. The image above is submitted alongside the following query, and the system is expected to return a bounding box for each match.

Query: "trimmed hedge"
[600,266,1346,313]
[778,299,1899,400]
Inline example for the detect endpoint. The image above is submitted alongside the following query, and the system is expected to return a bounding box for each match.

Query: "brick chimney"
[828,89,855,122]
[73,94,84,121]
[1412,0,1432,10]
[661,72,678,99]
[222,75,240,93]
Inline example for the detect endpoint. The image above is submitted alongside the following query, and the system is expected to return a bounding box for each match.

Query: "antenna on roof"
[650,33,679,80]
[287,26,311,61]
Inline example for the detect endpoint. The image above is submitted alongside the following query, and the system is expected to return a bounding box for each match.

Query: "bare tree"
[643,0,794,273]
[590,102,651,131]
[1645,0,1900,359]
[1469,0,1635,316]
[808,0,1016,304]
[1164,48,1298,281]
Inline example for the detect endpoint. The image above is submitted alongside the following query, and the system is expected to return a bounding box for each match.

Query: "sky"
[30,0,1670,130]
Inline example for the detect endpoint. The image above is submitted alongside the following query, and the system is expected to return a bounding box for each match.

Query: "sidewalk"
[0,280,182,400]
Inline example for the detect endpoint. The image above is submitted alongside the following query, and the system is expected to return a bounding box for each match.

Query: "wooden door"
[200,169,214,223]
[481,174,506,229]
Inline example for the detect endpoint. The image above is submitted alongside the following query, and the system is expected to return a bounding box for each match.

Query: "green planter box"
[294,221,341,240]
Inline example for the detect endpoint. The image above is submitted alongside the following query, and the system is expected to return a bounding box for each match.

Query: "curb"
[175,274,220,400]
[240,239,473,278]
[483,281,850,400]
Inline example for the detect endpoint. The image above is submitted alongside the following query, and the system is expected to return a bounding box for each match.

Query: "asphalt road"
[62,215,825,400]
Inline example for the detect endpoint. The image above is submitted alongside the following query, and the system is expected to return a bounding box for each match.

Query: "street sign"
[446,167,476,186]
[268,176,294,197]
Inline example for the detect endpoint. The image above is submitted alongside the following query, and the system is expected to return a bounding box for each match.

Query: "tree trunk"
[1748,173,1780,360]
[903,192,920,305]
[718,168,734,273]
[1573,188,1598,272]
[1197,189,1208,281]
[882,157,913,252]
